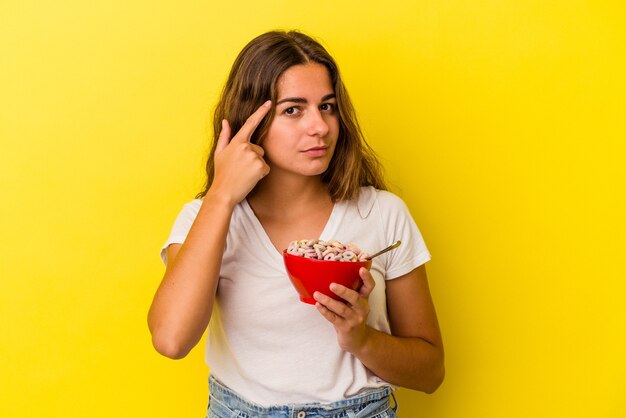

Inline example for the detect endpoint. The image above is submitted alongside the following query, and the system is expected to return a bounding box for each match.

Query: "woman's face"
[262,63,340,178]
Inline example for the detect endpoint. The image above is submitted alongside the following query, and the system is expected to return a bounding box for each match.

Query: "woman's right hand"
[210,101,272,205]
[148,103,272,358]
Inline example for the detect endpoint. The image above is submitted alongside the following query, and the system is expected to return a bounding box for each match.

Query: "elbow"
[149,326,192,359]
[151,334,191,359]
[423,362,445,394]
[147,310,193,359]
[422,343,446,394]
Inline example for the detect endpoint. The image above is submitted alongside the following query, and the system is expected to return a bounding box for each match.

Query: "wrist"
[349,325,378,358]
[204,187,239,210]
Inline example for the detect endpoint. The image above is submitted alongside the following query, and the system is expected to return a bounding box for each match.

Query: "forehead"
[277,63,334,97]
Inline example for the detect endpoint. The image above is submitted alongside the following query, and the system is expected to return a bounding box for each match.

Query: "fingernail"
[263,100,272,107]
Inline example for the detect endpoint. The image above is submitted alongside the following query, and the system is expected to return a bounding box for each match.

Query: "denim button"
[297,412,306,418]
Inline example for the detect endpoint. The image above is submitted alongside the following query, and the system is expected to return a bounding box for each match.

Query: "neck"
[247,171,331,216]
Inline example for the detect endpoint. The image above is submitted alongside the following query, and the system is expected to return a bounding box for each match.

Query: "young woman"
[148,30,444,418]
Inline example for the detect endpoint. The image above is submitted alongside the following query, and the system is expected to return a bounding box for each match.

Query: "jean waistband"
[208,375,396,418]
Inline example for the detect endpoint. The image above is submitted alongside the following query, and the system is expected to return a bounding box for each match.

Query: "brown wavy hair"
[197,30,386,201]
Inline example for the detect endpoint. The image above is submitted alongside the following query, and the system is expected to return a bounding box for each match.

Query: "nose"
[306,109,330,137]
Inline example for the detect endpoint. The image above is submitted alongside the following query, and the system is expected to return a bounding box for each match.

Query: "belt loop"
[390,391,398,412]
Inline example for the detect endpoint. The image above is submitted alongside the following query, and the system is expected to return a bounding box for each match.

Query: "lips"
[303,146,327,152]
[302,146,328,157]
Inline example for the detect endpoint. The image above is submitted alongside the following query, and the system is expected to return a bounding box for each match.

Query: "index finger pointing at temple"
[234,100,272,143]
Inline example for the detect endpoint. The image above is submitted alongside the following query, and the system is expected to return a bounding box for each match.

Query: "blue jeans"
[207,375,398,418]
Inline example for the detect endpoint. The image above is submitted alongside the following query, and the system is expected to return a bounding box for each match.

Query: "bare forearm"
[355,327,445,393]
[148,190,235,358]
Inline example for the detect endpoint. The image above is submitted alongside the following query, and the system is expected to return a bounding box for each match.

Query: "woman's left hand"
[314,267,376,354]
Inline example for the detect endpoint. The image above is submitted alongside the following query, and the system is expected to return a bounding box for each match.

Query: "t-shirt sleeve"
[159,199,203,266]
[376,191,431,280]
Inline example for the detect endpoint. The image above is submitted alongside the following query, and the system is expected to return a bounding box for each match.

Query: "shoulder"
[355,186,408,218]
[182,198,203,213]
[174,198,205,219]
[168,198,204,228]
[373,188,407,207]
[160,198,203,265]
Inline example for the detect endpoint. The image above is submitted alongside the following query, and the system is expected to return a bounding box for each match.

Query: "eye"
[284,106,301,116]
[320,103,336,113]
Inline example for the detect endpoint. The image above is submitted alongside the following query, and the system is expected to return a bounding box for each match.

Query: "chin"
[301,162,332,177]
[273,157,332,177]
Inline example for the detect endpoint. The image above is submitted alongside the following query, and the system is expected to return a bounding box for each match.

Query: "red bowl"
[283,251,372,304]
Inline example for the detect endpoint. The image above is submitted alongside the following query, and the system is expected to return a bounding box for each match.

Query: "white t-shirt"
[160,186,431,406]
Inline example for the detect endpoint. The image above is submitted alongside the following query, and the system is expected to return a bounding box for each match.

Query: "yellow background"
[1,1,625,417]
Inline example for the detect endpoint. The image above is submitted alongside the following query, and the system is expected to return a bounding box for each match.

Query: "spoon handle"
[366,240,401,260]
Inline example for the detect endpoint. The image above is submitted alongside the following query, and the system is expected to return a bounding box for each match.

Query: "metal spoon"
[366,240,401,260]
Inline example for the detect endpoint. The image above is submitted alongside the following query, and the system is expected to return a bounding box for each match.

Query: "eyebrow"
[275,93,336,105]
